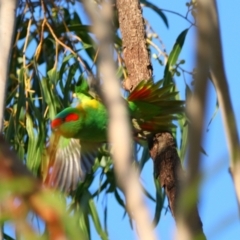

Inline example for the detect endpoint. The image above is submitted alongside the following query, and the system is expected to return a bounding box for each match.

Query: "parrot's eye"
[64,113,79,122]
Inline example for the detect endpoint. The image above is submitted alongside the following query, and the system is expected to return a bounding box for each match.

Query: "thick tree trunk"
[116,0,205,238]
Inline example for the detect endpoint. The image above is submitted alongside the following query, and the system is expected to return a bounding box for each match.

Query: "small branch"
[22,18,32,68]
[45,20,91,75]
[146,38,168,60]
[160,8,196,26]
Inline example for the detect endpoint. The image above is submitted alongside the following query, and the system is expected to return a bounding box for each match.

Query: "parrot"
[42,79,184,192]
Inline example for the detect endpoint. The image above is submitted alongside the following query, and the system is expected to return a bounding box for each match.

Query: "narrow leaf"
[164,28,189,85]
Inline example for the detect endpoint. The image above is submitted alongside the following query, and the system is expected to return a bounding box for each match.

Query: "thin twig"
[23,18,32,113]
[22,18,32,68]
[45,21,91,75]
[160,8,196,26]
[146,38,167,60]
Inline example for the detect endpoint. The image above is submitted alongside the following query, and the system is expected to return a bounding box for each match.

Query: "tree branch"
[0,0,18,129]
[82,1,156,239]
[208,0,240,215]
[176,1,214,239]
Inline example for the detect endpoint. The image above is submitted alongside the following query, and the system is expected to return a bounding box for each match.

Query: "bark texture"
[116,0,152,90]
[116,0,181,217]
[116,0,205,237]
[148,132,182,215]
[148,133,204,237]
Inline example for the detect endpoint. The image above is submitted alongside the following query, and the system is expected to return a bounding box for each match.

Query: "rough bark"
[148,132,182,216]
[116,0,152,90]
[116,0,205,237]
[148,133,204,237]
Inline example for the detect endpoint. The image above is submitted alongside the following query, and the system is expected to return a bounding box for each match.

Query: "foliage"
[1,0,197,239]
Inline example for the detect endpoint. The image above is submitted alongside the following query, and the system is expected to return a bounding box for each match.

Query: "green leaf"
[180,120,188,162]
[63,63,79,104]
[79,210,90,239]
[143,186,156,202]
[26,114,43,175]
[26,98,46,147]
[207,100,219,130]
[15,67,26,126]
[200,146,208,156]
[141,0,169,28]
[3,233,15,240]
[47,67,59,85]
[5,110,15,143]
[139,146,150,172]
[89,198,109,240]
[164,28,189,85]
[40,78,59,120]
[152,179,165,226]
[114,189,126,210]
[104,203,108,234]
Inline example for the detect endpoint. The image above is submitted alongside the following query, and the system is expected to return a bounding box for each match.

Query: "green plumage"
[43,80,184,192]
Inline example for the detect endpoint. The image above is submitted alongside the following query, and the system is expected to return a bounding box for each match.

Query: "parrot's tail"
[128,80,185,136]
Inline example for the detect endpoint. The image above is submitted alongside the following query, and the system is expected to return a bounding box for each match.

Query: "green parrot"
[43,80,184,192]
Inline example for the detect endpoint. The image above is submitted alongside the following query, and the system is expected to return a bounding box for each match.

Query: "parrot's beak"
[51,118,62,130]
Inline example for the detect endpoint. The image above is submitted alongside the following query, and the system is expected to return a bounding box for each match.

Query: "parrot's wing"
[42,134,100,192]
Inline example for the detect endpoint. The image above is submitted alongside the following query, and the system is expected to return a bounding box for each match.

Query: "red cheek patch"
[65,113,79,122]
[51,118,62,129]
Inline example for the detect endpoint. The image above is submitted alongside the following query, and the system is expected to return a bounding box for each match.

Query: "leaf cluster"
[2,0,196,239]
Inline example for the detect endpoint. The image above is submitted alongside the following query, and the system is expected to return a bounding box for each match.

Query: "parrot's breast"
[76,99,108,142]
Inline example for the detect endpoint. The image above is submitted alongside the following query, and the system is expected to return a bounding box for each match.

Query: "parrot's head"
[51,107,83,138]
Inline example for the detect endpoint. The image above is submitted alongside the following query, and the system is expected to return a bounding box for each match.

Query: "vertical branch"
[209,1,240,214]
[0,0,19,130]
[0,1,19,239]
[176,1,213,239]
[82,1,156,240]
[177,0,240,238]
